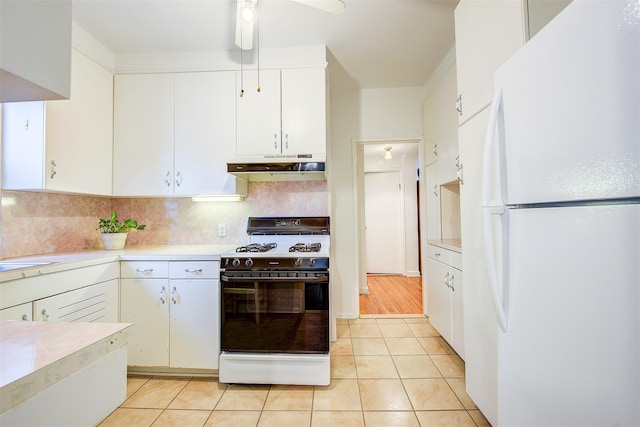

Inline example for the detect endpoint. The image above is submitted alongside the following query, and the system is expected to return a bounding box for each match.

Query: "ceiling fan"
[235,0,346,50]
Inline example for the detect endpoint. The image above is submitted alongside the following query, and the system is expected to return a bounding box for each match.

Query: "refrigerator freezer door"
[498,203,639,426]
[493,0,639,205]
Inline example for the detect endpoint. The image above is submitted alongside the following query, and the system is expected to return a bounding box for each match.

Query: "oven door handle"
[221,275,328,283]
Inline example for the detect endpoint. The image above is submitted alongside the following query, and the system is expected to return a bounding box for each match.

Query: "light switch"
[218,223,227,237]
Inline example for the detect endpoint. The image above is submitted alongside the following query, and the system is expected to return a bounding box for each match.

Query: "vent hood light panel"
[227,161,326,181]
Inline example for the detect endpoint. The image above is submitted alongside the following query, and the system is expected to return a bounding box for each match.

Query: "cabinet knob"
[455,94,463,116]
[41,309,50,321]
[21,314,29,321]
[50,160,57,179]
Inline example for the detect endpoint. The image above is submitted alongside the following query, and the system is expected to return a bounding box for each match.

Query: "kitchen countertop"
[427,239,462,253]
[0,320,132,414]
[0,245,240,283]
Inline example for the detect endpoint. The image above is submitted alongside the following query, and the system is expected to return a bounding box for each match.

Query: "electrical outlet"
[218,223,227,237]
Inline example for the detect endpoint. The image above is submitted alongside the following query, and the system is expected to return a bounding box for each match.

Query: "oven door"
[220,271,329,354]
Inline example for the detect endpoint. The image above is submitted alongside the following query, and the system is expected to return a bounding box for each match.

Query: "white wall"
[359,87,426,140]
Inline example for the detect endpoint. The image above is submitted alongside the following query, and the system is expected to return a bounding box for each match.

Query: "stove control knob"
[245,258,254,268]
[232,258,241,268]
[295,258,304,267]
[308,258,316,267]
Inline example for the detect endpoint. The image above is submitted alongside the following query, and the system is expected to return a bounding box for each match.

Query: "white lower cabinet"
[120,260,220,370]
[0,302,33,321]
[426,244,464,359]
[33,279,118,322]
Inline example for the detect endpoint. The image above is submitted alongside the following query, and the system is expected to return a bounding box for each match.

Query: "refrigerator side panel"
[498,204,639,426]
[459,108,499,425]
[494,0,640,204]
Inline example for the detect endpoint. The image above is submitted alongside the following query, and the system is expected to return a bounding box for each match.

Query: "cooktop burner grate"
[289,243,322,253]
[236,243,278,253]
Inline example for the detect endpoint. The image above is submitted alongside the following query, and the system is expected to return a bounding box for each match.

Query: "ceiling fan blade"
[292,0,346,14]
[235,0,254,50]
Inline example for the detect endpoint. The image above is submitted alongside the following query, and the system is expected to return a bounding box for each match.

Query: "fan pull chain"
[240,19,244,97]
[256,0,261,93]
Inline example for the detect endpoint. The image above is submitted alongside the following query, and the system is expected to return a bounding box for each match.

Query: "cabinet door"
[281,68,326,157]
[454,0,525,124]
[33,279,119,323]
[1,101,46,189]
[45,50,113,195]
[450,267,464,359]
[0,302,32,321]
[174,72,236,196]
[169,279,220,369]
[113,73,174,196]
[425,163,442,240]
[236,69,281,157]
[434,64,459,185]
[426,257,452,343]
[120,278,170,366]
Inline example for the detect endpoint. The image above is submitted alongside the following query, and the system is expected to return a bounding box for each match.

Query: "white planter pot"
[100,233,128,250]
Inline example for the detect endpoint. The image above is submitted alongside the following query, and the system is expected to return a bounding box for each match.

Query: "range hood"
[227,161,326,181]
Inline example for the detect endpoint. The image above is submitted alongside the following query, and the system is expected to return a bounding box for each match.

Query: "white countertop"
[0,321,132,414]
[0,245,240,283]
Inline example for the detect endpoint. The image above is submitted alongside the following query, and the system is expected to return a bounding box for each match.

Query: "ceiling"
[72,0,459,89]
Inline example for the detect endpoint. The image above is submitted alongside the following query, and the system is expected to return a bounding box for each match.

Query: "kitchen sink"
[0,262,57,272]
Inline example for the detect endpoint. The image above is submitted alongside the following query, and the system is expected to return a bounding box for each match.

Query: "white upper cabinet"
[0,0,71,102]
[1,50,113,195]
[454,0,525,124]
[114,72,246,197]
[423,63,459,183]
[236,67,326,161]
[174,72,242,196]
[113,73,175,196]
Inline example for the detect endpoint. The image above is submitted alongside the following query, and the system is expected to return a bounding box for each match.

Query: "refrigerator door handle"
[482,86,510,332]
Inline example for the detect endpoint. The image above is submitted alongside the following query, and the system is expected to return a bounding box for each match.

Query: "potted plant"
[98,211,146,250]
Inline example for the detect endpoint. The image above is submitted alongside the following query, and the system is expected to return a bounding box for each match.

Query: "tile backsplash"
[0,181,328,259]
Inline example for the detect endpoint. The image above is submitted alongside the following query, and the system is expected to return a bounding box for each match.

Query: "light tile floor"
[98,317,490,426]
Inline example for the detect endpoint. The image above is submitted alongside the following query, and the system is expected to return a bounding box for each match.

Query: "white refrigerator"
[463,0,640,426]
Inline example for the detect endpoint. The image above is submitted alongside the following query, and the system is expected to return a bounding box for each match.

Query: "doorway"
[355,139,424,315]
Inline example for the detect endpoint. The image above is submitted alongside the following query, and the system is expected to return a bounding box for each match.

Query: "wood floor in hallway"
[360,274,423,315]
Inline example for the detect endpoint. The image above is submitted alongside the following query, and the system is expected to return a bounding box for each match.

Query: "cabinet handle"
[433,144,438,156]
[171,287,177,305]
[185,268,203,274]
[160,286,167,304]
[164,171,172,187]
[456,155,464,185]
[50,160,57,179]
[25,119,30,130]
[444,272,450,288]
[450,274,455,292]
[41,309,50,321]
[456,94,463,116]
[434,252,441,257]
[433,184,438,197]
[175,171,183,187]
[274,133,278,149]
[136,268,154,273]
[284,133,289,149]
[21,314,29,321]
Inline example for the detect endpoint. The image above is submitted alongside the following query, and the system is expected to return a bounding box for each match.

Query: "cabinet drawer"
[426,245,451,264]
[121,261,169,278]
[169,261,220,279]
[450,252,463,271]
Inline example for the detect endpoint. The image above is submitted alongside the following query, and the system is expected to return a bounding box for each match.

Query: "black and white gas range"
[219,217,330,386]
